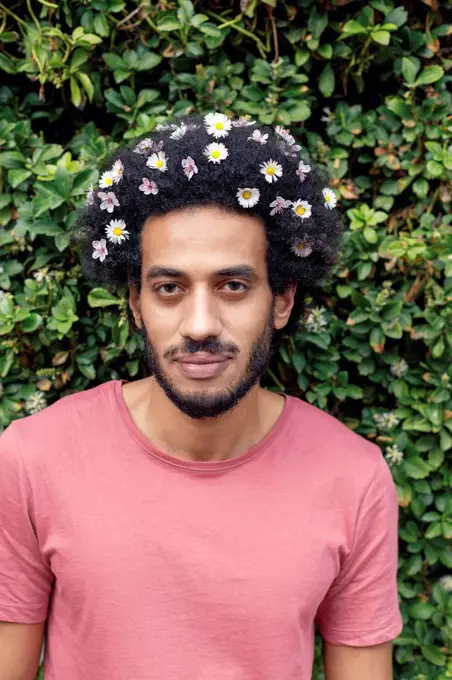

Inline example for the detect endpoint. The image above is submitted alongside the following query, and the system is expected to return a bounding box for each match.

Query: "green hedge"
[1,1,451,678]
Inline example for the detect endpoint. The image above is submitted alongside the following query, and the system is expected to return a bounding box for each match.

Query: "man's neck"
[121,377,284,463]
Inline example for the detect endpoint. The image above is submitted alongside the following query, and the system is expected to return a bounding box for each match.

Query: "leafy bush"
[1,1,451,678]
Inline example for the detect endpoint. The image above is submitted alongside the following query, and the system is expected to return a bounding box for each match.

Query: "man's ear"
[273,283,297,331]
[128,285,142,329]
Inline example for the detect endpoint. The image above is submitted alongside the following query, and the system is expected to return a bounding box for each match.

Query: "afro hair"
[71,113,344,335]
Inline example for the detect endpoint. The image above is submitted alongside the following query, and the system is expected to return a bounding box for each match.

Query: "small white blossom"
[236,187,260,208]
[170,123,187,140]
[373,412,400,430]
[181,156,198,180]
[133,138,164,154]
[146,151,168,172]
[296,161,311,182]
[92,239,108,262]
[391,359,409,378]
[275,125,296,145]
[204,113,232,139]
[33,267,51,284]
[322,187,337,209]
[385,444,404,466]
[248,129,268,144]
[292,199,312,219]
[260,159,283,184]
[292,240,312,258]
[204,142,229,164]
[438,575,452,593]
[86,184,95,205]
[304,307,327,333]
[232,117,256,127]
[112,159,123,183]
[99,171,115,189]
[25,391,47,415]
[105,219,129,244]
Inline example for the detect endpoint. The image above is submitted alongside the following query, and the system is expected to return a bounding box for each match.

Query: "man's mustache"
[164,338,239,360]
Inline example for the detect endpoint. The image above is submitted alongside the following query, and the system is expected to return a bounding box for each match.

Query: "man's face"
[130,205,294,419]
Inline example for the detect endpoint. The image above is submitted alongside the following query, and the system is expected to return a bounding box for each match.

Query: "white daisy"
[322,187,337,209]
[181,156,198,180]
[133,139,163,154]
[236,187,260,208]
[248,129,268,144]
[86,184,95,205]
[292,199,312,219]
[99,170,115,189]
[105,219,130,244]
[170,123,187,140]
[112,159,123,183]
[204,142,229,164]
[260,159,283,184]
[275,125,296,145]
[296,161,311,182]
[97,191,119,213]
[92,238,108,262]
[292,240,312,258]
[232,117,256,127]
[146,151,168,172]
[269,196,291,216]
[139,178,158,195]
[204,113,232,139]
[385,444,404,466]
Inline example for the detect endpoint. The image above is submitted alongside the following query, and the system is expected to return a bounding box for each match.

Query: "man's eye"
[155,283,181,295]
[222,281,248,292]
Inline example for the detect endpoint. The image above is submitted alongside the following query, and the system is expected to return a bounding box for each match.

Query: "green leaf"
[70,47,90,71]
[28,220,64,237]
[384,7,408,27]
[8,168,32,188]
[409,602,435,620]
[401,56,420,84]
[0,52,17,74]
[157,16,182,31]
[371,30,390,45]
[103,53,128,70]
[363,226,378,243]
[318,64,335,97]
[70,77,82,107]
[87,288,121,308]
[135,52,163,71]
[404,457,431,480]
[421,645,446,666]
[415,66,444,86]
[317,44,332,59]
[341,20,367,36]
[21,313,43,333]
[0,151,26,169]
[77,73,94,102]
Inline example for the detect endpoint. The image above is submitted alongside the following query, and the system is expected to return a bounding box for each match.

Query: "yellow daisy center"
[211,150,221,159]
[296,206,305,216]
[325,194,331,202]
[296,241,305,250]
[266,167,275,175]
[215,122,224,130]
[112,227,123,236]
[242,191,252,200]
[105,177,113,185]
[156,160,164,168]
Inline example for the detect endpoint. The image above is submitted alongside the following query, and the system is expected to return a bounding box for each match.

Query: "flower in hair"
[322,188,337,209]
[182,156,198,180]
[260,159,283,184]
[232,117,256,127]
[139,178,158,195]
[280,141,302,158]
[248,129,268,144]
[269,196,291,216]
[170,123,187,140]
[134,139,163,154]
[112,159,123,183]
[99,170,115,189]
[292,240,312,258]
[105,219,129,244]
[204,142,229,164]
[204,113,232,139]
[86,184,95,205]
[92,239,108,262]
[296,162,311,182]
[237,187,260,208]
[292,199,312,219]
[146,151,168,172]
[98,191,120,213]
[275,125,296,145]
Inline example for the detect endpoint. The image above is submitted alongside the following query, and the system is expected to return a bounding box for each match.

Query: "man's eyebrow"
[146,265,258,279]
[147,266,185,279]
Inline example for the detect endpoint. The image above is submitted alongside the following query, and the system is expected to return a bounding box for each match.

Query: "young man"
[0,113,403,680]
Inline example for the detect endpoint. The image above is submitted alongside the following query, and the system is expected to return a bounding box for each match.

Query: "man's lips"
[173,352,234,379]
[175,352,232,365]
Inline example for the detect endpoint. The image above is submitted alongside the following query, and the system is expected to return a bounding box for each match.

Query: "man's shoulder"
[285,394,384,480]
[2,380,118,462]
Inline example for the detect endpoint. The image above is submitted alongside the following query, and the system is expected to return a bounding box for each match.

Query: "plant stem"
[267,368,285,392]
[205,10,268,57]
[0,2,26,28]
[26,0,41,35]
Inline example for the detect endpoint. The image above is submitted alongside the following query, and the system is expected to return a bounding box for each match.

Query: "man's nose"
[179,288,222,341]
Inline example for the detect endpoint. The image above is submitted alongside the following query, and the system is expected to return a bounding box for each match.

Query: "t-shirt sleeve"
[315,451,403,646]
[0,423,53,623]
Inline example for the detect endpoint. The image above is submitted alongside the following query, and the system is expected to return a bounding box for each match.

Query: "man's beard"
[137,311,276,420]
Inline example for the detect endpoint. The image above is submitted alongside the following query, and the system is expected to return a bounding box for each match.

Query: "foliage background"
[0,0,451,678]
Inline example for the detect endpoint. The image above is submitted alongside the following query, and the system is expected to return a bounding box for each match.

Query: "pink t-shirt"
[0,379,403,680]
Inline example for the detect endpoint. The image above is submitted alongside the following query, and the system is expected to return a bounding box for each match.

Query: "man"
[0,113,403,680]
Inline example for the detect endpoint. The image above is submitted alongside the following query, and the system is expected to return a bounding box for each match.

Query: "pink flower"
[92,239,108,263]
[269,196,291,216]
[296,162,311,183]
[97,191,119,213]
[139,178,158,195]
[181,156,198,180]
[248,129,268,144]
[86,184,95,205]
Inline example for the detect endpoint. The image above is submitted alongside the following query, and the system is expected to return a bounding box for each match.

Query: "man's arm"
[323,640,393,680]
[0,622,44,680]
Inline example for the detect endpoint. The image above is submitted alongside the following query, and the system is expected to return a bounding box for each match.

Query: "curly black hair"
[71,113,343,335]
